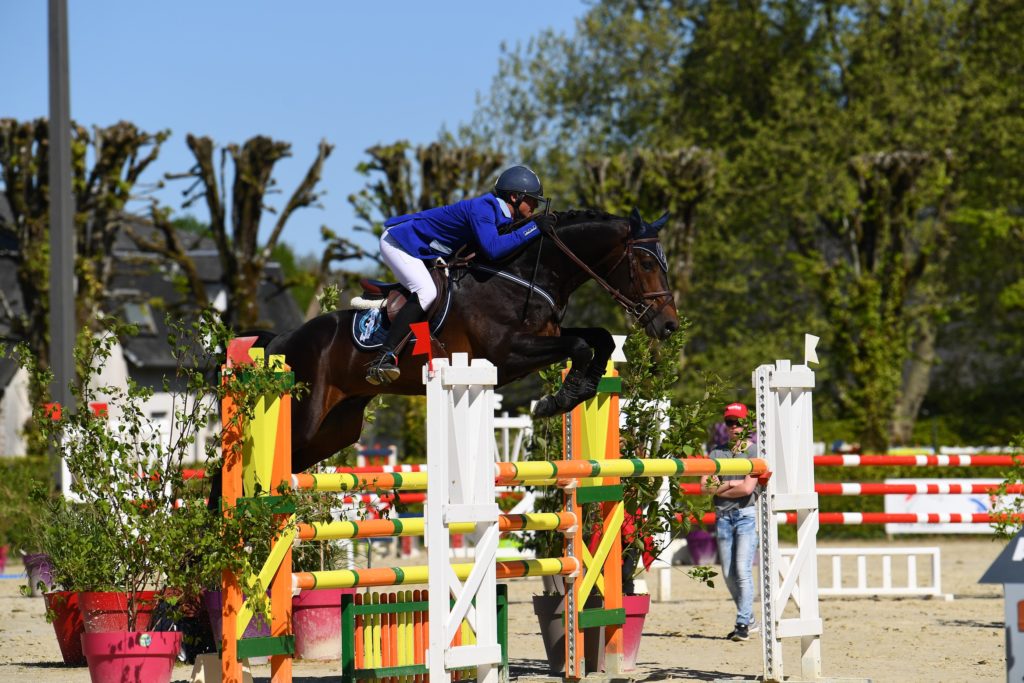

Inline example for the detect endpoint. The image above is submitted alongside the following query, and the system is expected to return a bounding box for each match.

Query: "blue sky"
[1,1,586,259]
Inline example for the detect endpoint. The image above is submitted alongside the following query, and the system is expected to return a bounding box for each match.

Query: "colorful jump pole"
[562,361,626,678]
[220,340,296,683]
[814,454,1024,467]
[680,482,1024,496]
[294,557,580,590]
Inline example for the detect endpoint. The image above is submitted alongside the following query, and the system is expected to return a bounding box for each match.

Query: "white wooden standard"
[779,547,952,600]
[425,355,501,683]
[755,357,823,683]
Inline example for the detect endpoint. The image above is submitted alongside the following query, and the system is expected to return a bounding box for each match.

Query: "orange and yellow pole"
[221,374,243,683]
[269,368,293,682]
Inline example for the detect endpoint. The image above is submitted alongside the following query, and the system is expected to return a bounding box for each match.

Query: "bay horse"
[253,208,678,474]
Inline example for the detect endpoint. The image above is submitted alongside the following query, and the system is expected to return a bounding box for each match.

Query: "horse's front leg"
[560,327,616,403]
[505,333,597,418]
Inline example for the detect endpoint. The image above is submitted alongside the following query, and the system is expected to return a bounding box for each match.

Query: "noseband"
[542,228,673,327]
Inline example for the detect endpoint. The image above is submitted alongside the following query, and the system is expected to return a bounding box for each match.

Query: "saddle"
[356,260,452,322]
[350,255,472,355]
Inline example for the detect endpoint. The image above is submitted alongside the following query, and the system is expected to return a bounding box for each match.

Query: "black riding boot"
[366,295,426,386]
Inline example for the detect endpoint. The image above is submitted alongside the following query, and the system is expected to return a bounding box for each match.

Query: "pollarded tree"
[0,118,167,365]
[132,134,332,329]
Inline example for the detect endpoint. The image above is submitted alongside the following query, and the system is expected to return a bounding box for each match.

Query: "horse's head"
[546,209,679,340]
[616,208,679,339]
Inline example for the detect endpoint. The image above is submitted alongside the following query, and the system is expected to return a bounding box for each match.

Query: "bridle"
[541,224,674,327]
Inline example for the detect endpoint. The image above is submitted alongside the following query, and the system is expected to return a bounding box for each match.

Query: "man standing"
[702,402,760,641]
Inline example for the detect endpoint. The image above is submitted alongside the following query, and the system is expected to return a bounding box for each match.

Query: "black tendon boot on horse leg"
[569,327,616,401]
[366,294,426,386]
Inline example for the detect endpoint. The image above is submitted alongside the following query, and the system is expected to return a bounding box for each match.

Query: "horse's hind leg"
[292,395,374,472]
[206,395,374,511]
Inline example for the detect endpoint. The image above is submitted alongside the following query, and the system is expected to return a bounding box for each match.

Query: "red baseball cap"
[724,402,748,420]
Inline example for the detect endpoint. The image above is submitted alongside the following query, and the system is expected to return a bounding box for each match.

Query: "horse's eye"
[641,259,655,273]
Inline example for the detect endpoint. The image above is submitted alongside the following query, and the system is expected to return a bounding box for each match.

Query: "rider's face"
[516,195,539,218]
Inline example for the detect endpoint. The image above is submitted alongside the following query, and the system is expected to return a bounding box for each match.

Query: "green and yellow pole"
[294,557,580,590]
[297,512,578,540]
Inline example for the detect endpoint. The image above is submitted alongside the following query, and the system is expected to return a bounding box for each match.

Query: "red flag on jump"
[409,322,434,372]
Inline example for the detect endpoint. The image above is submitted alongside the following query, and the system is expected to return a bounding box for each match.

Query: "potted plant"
[612,328,723,670]
[531,328,722,673]
[8,313,238,682]
[521,364,604,676]
[0,455,50,584]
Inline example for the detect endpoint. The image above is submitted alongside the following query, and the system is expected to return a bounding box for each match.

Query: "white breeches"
[380,231,438,309]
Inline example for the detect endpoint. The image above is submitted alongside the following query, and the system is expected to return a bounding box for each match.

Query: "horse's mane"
[486,208,623,266]
[554,209,620,226]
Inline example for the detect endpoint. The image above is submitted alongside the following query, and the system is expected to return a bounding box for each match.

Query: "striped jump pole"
[814,454,1024,467]
[679,482,1024,496]
[294,557,581,590]
[497,455,766,483]
[297,512,577,541]
[690,511,1024,525]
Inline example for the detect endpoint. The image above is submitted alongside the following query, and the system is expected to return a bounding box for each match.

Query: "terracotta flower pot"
[621,593,651,670]
[81,631,181,683]
[78,591,159,633]
[44,591,87,666]
[293,588,354,660]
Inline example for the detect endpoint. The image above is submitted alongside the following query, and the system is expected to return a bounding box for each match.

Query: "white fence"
[780,546,952,600]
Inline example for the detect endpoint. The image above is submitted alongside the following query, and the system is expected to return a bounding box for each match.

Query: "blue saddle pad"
[350,287,453,352]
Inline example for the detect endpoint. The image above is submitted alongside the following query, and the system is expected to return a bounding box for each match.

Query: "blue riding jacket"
[384,194,540,261]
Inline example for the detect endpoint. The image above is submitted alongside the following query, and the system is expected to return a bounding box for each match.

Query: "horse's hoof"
[532,395,564,418]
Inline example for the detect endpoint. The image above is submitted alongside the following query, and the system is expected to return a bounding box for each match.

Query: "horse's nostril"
[664,320,678,337]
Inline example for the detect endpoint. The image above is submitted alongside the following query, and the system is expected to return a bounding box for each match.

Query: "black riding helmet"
[493,165,548,205]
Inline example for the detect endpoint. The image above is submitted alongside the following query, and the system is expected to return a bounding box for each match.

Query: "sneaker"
[366,352,400,386]
[730,623,749,641]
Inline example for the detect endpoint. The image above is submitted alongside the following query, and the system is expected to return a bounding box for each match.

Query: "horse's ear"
[650,212,670,232]
[629,207,644,236]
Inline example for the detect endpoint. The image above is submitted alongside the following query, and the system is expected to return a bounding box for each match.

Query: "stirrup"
[366,352,400,386]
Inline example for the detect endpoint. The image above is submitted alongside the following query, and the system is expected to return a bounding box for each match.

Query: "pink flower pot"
[621,594,651,671]
[44,591,87,666]
[81,631,182,683]
[78,591,159,633]
[293,588,354,660]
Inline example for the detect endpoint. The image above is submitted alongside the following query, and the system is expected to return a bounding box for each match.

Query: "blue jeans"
[715,506,758,626]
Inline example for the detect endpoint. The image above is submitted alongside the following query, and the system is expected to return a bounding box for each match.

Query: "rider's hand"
[532,213,557,235]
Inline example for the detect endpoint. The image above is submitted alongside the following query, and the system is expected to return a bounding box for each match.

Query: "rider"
[365,165,557,385]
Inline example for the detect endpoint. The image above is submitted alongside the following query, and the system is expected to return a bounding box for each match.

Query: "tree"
[133,134,332,329]
[476,0,1024,448]
[0,118,167,400]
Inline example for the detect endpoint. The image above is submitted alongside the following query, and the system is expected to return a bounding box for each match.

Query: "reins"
[541,224,673,325]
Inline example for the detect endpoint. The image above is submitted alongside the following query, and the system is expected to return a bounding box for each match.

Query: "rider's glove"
[532,213,557,235]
